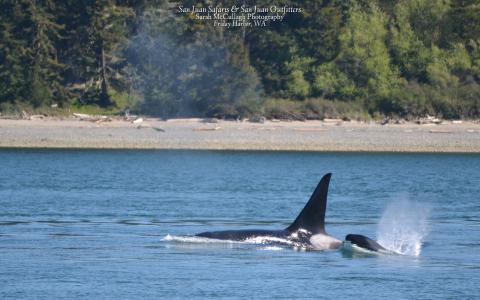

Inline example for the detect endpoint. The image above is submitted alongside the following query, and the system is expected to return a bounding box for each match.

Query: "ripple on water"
[1,150,479,299]
[0,221,31,226]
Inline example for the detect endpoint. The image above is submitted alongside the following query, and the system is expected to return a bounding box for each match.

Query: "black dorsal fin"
[286,173,332,234]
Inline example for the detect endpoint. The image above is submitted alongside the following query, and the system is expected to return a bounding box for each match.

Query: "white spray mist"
[377,198,431,256]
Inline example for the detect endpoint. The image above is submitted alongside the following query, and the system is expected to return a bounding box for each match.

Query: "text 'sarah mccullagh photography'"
[177,4,303,27]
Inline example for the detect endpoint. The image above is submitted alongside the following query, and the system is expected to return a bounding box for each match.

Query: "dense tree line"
[1,0,479,119]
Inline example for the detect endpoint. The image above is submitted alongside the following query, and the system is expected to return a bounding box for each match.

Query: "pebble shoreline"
[1,118,479,152]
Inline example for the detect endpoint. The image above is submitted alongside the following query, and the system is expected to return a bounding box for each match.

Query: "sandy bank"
[0,118,479,152]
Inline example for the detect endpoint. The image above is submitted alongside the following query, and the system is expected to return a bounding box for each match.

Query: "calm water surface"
[0,150,479,299]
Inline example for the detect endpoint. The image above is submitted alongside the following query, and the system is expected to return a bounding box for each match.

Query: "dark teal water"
[0,150,479,299]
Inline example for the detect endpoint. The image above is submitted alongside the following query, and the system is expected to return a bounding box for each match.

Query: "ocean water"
[0,149,479,299]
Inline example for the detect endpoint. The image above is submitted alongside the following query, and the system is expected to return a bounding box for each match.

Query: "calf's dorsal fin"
[286,173,331,234]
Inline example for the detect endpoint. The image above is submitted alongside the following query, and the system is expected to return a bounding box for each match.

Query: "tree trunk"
[99,43,111,106]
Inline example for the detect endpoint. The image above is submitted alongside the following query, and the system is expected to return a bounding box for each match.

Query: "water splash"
[163,234,292,250]
[244,236,294,245]
[258,246,284,251]
[376,199,430,256]
[163,234,241,244]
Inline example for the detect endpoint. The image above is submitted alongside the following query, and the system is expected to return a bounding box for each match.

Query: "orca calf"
[196,173,343,250]
[345,234,387,253]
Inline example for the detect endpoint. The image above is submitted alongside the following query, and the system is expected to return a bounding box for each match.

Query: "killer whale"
[196,173,342,250]
[345,234,387,253]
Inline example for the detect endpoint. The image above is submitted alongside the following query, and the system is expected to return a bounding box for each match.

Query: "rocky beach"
[0,117,479,152]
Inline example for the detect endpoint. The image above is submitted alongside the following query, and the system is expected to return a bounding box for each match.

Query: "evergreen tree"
[28,0,67,107]
[58,0,134,107]
[0,1,30,105]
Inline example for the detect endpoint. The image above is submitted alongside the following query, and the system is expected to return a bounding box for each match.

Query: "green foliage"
[313,62,356,99]
[0,0,480,119]
[64,0,134,107]
[0,1,29,104]
[389,1,433,81]
[338,2,400,99]
[284,56,313,99]
[286,70,310,99]
[398,0,451,47]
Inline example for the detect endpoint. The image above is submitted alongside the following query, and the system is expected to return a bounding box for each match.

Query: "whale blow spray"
[377,199,430,256]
